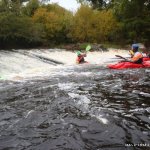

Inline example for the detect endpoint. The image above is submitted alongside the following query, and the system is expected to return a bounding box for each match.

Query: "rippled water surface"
[0,50,150,150]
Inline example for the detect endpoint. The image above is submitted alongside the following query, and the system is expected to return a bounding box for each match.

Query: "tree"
[69,5,95,42]
[22,0,40,16]
[112,0,150,43]
[70,5,118,42]
[77,0,112,9]
[0,12,43,48]
[95,9,119,41]
[32,4,73,43]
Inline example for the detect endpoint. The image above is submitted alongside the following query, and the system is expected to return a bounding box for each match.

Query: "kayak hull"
[143,57,150,61]
[108,61,150,69]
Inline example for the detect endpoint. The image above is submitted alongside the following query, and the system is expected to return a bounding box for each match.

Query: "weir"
[0,49,67,80]
[0,48,128,80]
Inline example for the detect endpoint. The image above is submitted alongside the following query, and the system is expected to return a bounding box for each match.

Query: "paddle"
[85,45,91,52]
[115,55,132,62]
[76,45,91,55]
[115,55,128,61]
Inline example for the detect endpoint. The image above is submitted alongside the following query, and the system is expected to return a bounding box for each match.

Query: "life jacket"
[131,52,143,64]
[76,55,85,64]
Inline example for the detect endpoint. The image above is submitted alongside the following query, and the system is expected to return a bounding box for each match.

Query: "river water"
[0,49,150,150]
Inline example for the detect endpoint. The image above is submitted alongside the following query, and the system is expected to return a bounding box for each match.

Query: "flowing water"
[0,49,150,150]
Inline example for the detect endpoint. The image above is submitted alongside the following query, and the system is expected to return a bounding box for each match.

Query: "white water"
[0,48,128,80]
[1,48,150,150]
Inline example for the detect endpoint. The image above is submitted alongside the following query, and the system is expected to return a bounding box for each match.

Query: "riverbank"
[0,42,127,51]
[1,42,148,54]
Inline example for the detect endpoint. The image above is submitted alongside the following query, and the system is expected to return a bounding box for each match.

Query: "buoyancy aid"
[76,55,85,64]
[131,52,143,64]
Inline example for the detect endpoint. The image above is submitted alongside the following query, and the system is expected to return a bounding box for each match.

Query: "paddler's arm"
[129,53,143,62]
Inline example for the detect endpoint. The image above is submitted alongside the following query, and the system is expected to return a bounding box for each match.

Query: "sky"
[50,0,81,12]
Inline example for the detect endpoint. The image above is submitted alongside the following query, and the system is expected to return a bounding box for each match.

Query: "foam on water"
[0,49,128,81]
[0,50,150,149]
[91,114,109,124]
[59,82,109,125]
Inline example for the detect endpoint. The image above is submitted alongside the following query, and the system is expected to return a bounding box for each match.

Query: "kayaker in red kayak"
[128,44,143,64]
[129,44,150,59]
[108,43,150,69]
[76,51,87,64]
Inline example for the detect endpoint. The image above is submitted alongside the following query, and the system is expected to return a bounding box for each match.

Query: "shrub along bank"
[0,0,149,49]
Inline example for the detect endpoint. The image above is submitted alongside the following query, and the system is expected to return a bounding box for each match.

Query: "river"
[0,49,150,150]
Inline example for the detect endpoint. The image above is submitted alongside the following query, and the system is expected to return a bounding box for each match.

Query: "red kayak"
[143,57,150,61]
[108,58,150,69]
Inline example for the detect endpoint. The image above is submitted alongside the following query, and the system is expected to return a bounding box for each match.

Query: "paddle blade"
[115,55,126,60]
[86,45,91,52]
[115,55,129,61]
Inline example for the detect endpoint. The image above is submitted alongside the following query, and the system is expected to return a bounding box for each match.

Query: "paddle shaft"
[115,55,128,61]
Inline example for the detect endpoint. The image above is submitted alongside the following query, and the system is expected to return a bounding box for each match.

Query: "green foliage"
[0,0,10,12]
[32,4,73,43]
[0,0,149,48]
[0,1,73,48]
[70,5,118,42]
[0,0,22,15]
[22,0,40,16]
[94,9,119,41]
[112,0,150,43]
[0,12,43,48]
[69,5,94,42]
[77,0,150,44]
[77,0,110,9]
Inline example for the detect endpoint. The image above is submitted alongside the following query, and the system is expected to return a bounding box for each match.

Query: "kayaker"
[76,51,87,64]
[128,44,143,64]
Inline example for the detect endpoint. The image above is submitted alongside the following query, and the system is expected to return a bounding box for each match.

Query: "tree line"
[0,0,149,49]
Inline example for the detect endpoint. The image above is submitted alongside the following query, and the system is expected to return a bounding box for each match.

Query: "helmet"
[77,51,81,56]
[132,44,139,49]
[132,44,139,52]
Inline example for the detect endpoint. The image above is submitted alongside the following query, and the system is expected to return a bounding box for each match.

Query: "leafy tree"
[69,5,94,42]
[32,4,73,43]
[77,0,112,9]
[0,12,43,48]
[22,0,40,16]
[0,0,22,15]
[70,5,118,42]
[94,9,119,41]
[77,0,150,44]
[0,0,10,12]
[112,0,150,43]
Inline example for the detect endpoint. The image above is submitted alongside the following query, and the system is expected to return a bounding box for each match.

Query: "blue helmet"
[132,44,139,52]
